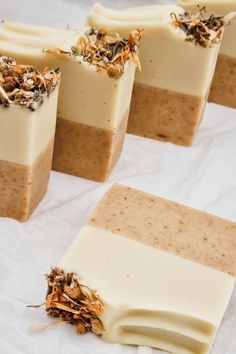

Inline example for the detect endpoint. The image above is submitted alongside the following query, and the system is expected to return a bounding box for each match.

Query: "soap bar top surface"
[0,22,142,80]
[87,4,184,29]
[55,184,236,354]
[89,184,236,277]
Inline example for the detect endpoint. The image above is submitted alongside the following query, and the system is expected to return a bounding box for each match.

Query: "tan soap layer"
[0,139,54,222]
[52,113,129,182]
[89,184,236,276]
[128,82,205,146]
[209,54,236,108]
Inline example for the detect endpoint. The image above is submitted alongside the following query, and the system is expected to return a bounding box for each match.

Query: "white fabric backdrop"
[0,1,235,354]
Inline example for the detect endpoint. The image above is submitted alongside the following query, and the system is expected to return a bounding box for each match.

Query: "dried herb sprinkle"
[45,28,144,79]
[44,267,104,335]
[171,6,226,47]
[0,55,60,111]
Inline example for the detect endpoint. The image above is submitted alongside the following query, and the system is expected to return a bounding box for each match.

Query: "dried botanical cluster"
[171,7,226,47]
[45,28,144,79]
[45,267,104,335]
[0,55,60,111]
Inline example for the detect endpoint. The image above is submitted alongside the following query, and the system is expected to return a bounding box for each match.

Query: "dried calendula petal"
[43,48,71,56]
[64,283,82,300]
[44,268,104,336]
[0,55,60,110]
[170,6,227,47]
[76,321,87,335]
[80,284,97,302]
[91,318,104,335]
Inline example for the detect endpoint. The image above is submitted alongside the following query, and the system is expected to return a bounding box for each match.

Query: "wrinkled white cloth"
[0,1,236,354]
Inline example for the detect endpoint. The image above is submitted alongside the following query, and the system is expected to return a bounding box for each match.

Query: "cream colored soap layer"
[0,87,59,165]
[87,3,220,97]
[60,225,235,354]
[177,0,236,58]
[56,58,135,130]
[89,184,236,276]
[0,21,135,131]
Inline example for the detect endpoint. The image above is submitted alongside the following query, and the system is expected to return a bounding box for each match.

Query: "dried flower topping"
[0,55,60,111]
[170,6,227,47]
[45,28,144,79]
[44,267,104,336]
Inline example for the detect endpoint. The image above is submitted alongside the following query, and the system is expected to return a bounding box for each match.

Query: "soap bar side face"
[52,110,129,182]
[0,139,54,221]
[135,26,220,97]
[208,53,236,107]
[88,184,236,276]
[0,86,59,165]
[127,82,206,146]
[56,57,135,130]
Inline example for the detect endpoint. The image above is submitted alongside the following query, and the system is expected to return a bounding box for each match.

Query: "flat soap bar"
[177,0,236,108]
[87,4,226,146]
[0,23,140,182]
[0,56,60,221]
[46,184,236,354]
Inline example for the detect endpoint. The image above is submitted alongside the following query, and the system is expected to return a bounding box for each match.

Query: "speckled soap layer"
[52,112,129,182]
[128,82,206,146]
[209,54,236,109]
[0,139,54,222]
[89,184,236,276]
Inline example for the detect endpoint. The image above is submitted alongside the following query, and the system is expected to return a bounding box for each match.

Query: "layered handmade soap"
[87,4,226,146]
[177,0,236,108]
[45,184,236,354]
[0,22,140,181]
[0,56,60,221]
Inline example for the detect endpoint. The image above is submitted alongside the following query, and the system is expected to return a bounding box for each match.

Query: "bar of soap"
[46,184,236,354]
[177,0,236,109]
[0,56,60,222]
[87,4,227,146]
[0,23,140,182]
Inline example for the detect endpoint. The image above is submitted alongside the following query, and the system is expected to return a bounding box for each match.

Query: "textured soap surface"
[89,184,236,277]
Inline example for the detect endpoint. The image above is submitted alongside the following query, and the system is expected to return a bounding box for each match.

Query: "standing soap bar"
[44,184,236,354]
[0,23,141,182]
[87,4,227,146]
[49,28,140,181]
[177,0,236,108]
[0,56,60,221]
